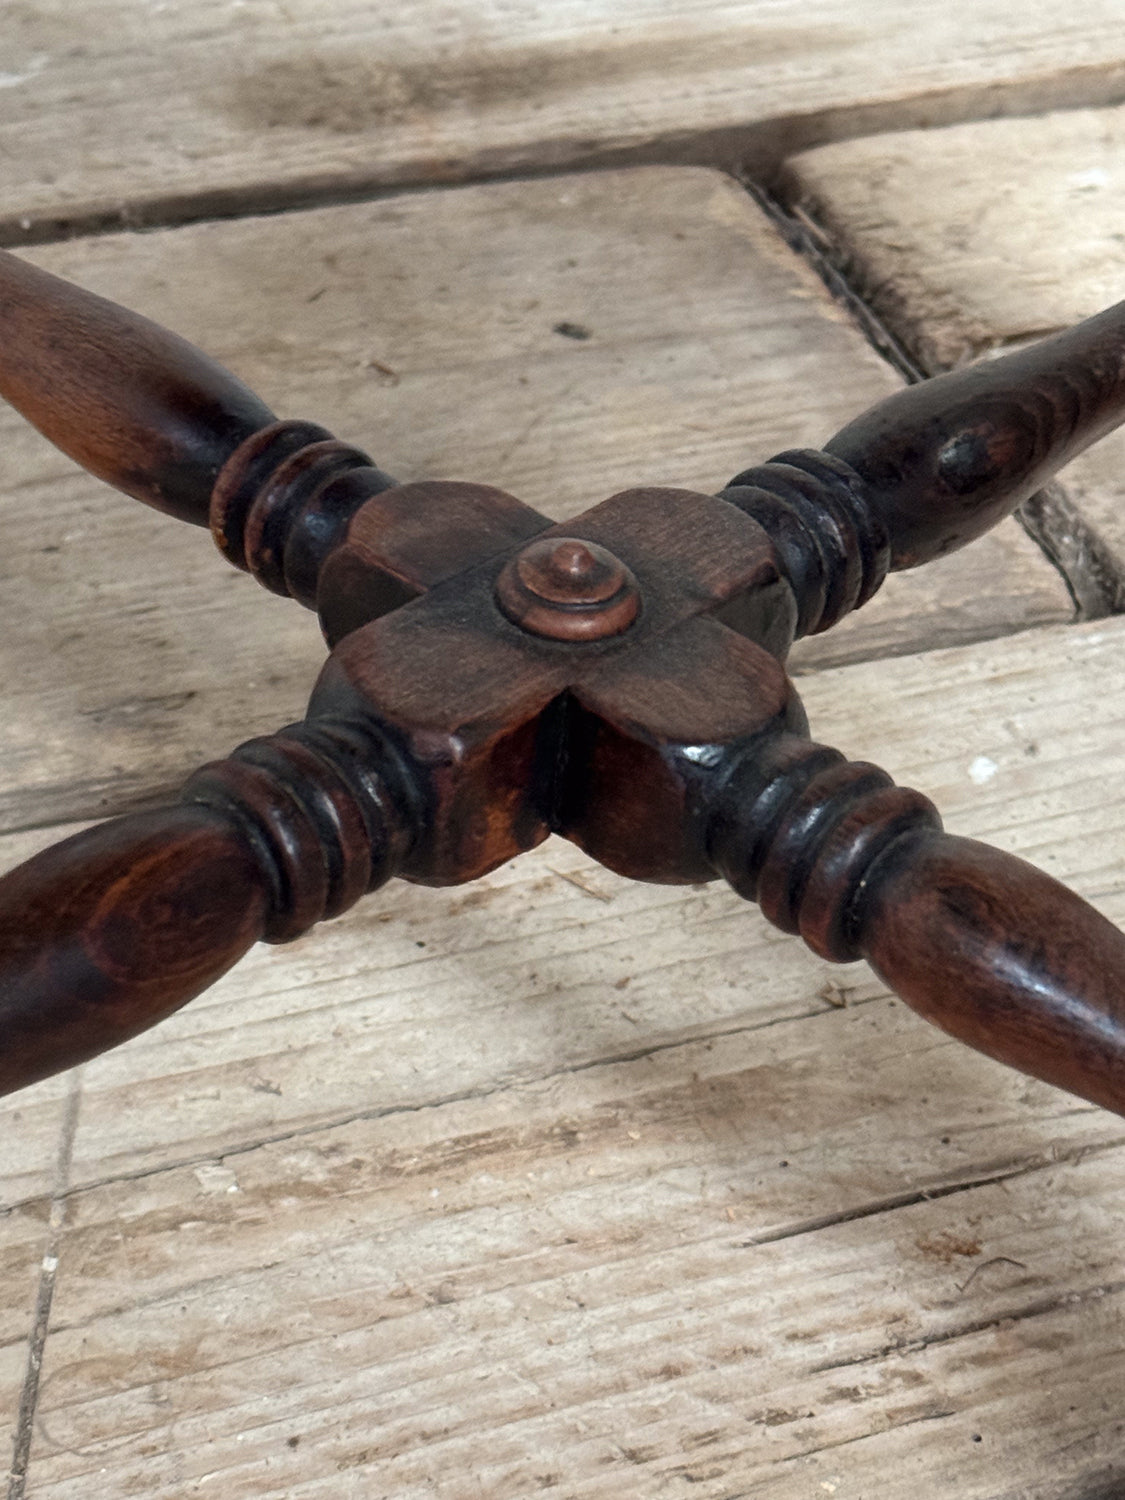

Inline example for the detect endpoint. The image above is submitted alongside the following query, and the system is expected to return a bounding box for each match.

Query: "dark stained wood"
[494,537,640,642]
[0,804,270,1094]
[565,618,803,882]
[3,254,1125,1120]
[211,419,400,607]
[721,448,889,637]
[309,485,785,886]
[0,724,415,1095]
[822,298,1125,570]
[315,478,549,643]
[0,246,274,525]
[723,304,1125,632]
[709,733,1125,1114]
[859,830,1125,1117]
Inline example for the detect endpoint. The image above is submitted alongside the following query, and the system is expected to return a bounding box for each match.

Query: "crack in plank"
[810,1277,1125,1378]
[0,998,877,1217]
[737,1141,1125,1250]
[742,176,1125,619]
[5,1074,81,1500]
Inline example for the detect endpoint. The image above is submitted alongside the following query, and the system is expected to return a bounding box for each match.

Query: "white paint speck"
[0,55,48,89]
[1068,167,1111,191]
[193,1163,241,1195]
[969,755,999,785]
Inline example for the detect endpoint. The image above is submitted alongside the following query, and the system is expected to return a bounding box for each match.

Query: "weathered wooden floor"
[2,6,1125,1498]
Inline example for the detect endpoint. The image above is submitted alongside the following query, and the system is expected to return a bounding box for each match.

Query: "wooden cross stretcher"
[2,246,1125,1123]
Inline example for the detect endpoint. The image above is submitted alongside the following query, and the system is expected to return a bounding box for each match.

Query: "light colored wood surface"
[1,42,1123,1498]
[783,106,1125,597]
[0,167,1069,840]
[782,105,1125,369]
[9,613,1125,1498]
[5,1,1125,238]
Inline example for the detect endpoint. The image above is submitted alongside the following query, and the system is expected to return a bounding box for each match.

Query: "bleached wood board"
[9,611,1125,1497]
[16,610,1125,1190]
[6,1,1125,239]
[782,105,1125,596]
[24,1097,1125,1499]
[781,104,1125,369]
[0,164,1083,1487]
[0,166,1069,840]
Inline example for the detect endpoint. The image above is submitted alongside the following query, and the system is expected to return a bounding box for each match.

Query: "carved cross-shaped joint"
[6,242,1125,1120]
[302,475,802,886]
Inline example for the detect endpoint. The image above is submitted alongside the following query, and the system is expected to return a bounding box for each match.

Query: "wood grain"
[7,612,1125,1496]
[0,245,276,526]
[0,168,1070,838]
[47,609,1125,1191]
[6,0,1125,238]
[782,104,1125,602]
[781,105,1125,370]
[21,1057,1125,1500]
[0,162,1107,1496]
[0,163,942,1479]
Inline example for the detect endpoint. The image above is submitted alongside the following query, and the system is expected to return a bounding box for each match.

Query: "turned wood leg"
[4,244,1125,1121]
[0,721,415,1095]
[710,735,1125,1116]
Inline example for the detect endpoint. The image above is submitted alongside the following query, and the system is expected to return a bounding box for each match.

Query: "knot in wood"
[495,536,640,640]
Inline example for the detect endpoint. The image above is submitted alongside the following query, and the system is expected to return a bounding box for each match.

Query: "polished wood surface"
[0,248,273,524]
[0,723,414,1092]
[1,252,1125,1129]
[709,733,1125,1113]
[823,300,1125,569]
[0,804,270,1093]
[5,152,1125,1500]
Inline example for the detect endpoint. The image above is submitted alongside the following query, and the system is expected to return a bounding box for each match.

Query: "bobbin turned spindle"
[2,240,1125,1126]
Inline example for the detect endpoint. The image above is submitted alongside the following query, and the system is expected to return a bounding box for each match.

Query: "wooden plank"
[0,163,1064,1478]
[0,1019,75,1497]
[0,164,1103,1495]
[782,104,1125,592]
[21,1061,1125,1499]
[0,166,1070,839]
[780,104,1125,370]
[10,609,1125,1496]
[0,877,76,1464]
[787,535,1069,673]
[25,609,1125,1186]
[6,1,1125,239]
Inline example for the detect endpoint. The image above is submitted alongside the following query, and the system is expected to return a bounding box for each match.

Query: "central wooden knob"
[496,536,640,640]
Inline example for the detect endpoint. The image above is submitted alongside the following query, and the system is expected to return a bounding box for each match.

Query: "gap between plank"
[6,1074,81,1500]
[740,177,1125,619]
[4,61,1125,249]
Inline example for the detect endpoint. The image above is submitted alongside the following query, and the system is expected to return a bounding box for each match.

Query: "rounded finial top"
[496,535,640,640]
